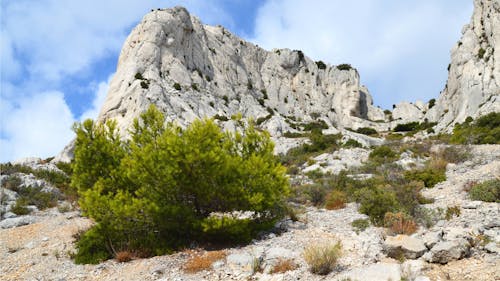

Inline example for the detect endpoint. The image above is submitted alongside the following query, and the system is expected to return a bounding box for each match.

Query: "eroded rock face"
[426,0,500,131]
[97,7,384,138]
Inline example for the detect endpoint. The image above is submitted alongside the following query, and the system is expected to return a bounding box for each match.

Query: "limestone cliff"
[97,7,385,137]
[425,0,500,131]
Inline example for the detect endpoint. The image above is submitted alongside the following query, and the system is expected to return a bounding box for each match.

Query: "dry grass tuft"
[325,190,347,210]
[303,241,342,275]
[115,251,133,263]
[384,212,418,235]
[184,250,227,273]
[271,258,298,273]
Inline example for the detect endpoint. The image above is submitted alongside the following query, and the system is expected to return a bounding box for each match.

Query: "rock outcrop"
[97,7,385,138]
[426,0,500,131]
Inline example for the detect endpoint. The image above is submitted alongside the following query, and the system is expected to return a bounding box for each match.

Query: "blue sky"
[1,0,473,161]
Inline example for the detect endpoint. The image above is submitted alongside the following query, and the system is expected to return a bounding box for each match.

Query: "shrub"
[445,205,461,220]
[468,179,499,202]
[325,190,347,210]
[478,48,486,59]
[336,64,352,71]
[271,258,298,273]
[2,175,22,191]
[428,98,436,109]
[450,112,500,144]
[11,198,30,215]
[134,72,144,80]
[303,120,328,131]
[213,114,229,121]
[16,185,58,210]
[356,127,377,136]
[384,212,418,235]
[351,218,370,234]
[115,251,133,263]
[184,250,227,273]
[74,226,112,264]
[191,83,199,91]
[222,95,229,104]
[404,159,446,188]
[315,60,327,70]
[438,146,471,164]
[140,81,149,89]
[72,105,289,263]
[343,139,362,148]
[369,146,398,164]
[303,241,341,275]
[355,186,399,225]
[173,83,181,90]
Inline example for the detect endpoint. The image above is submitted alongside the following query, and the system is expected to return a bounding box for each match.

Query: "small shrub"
[134,72,144,80]
[325,190,347,210]
[404,159,446,188]
[351,218,370,234]
[11,198,30,215]
[355,186,399,225]
[303,241,342,275]
[282,131,305,138]
[140,81,149,89]
[115,251,133,263]
[414,207,444,228]
[428,98,436,109]
[343,139,362,148]
[445,205,461,220]
[222,95,229,104]
[438,146,471,164]
[303,120,328,131]
[191,83,199,91]
[209,101,214,107]
[173,83,181,90]
[394,122,420,132]
[478,48,486,59]
[336,64,352,71]
[73,227,112,264]
[369,146,398,164]
[271,258,298,273]
[450,112,500,144]
[384,212,418,235]
[468,179,499,202]
[213,114,229,121]
[305,184,327,206]
[356,127,377,136]
[184,250,227,273]
[315,60,327,70]
[2,175,22,191]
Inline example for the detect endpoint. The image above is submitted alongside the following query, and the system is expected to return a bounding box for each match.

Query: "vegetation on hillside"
[450,112,500,144]
[71,105,289,264]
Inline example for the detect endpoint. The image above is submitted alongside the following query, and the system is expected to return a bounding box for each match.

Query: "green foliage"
[16,185,59,210]
[468,179,500,202]
[280,131,341,167]
[478,48,486,59]
[369,146,398,164]
[356,127,377,136]
[74,226,113,264]
[140,81,149,89]
[315,60,327,70]
[222,95,229,104]
[445,205,461,220]
[191,83,199,91]
[428,98,436,109]
[351,218,370,234]
[355,186,399,225]
[11,199,30,215]
[404,163,446,188]
[336,64,352,71]
[450,112,500,144]
[134,72,144,80]
[213,114,229,121]
[393,121,437,133]
[303,120,328,131]
[72,105,289,263]
[173,83,181,90]
[343,139,363,148]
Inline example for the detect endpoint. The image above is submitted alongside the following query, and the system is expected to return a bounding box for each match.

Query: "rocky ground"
[1,145,499,281]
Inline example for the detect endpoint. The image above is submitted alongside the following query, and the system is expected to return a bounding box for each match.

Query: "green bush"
[356,127,377,136]
[450,112,500,144]
[173,83,181,91]
[315,60,327,70]
[16,185,58,210]
[11,198,30,215]
[72,105,289,263]
[404,159,446,188]
[74,226,113,264]
[369,146,398,163]
[303,120,328,131]
[336,64,352,71]
[343,139,363,148]
[428,98,436,109]
[468,179,499,202]
[351,218,370,234]
[355,186,399,225]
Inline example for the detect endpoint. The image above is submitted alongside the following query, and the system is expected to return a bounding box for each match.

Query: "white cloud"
[80,74,114,121]
[251,0,473,108]
[0,92,74,162]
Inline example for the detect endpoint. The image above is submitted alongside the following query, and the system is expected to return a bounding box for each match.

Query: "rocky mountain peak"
[97,6,386,139]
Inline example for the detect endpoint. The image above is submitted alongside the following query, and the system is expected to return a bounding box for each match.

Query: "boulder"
[0,216,37,229]
[424,239,470,264]
[384,235,427,259]
[336,263,401,281]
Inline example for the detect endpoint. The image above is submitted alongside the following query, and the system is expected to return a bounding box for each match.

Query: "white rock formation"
[97,7,385,138]
[426,0,500,131]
